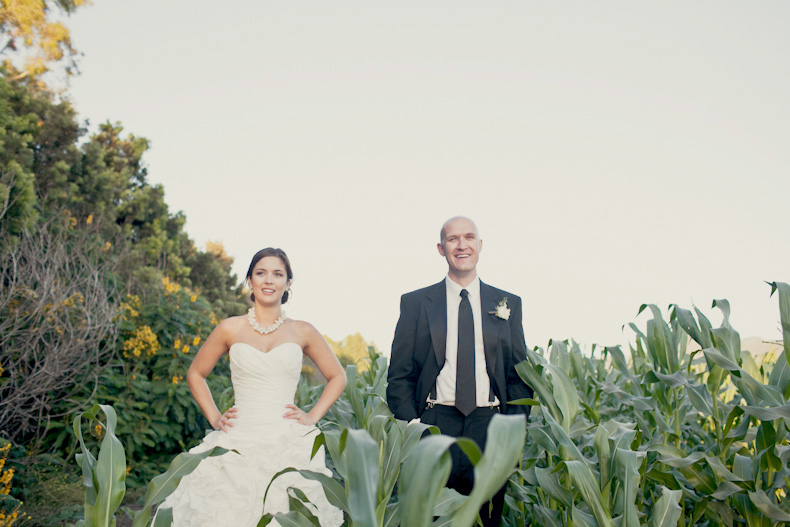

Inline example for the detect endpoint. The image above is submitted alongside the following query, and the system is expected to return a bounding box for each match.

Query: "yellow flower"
[162,276,180,295]
[182,345,190,354]
[123,325,161,357]
[104,241,111,251]
[171,375,179,384]
[86,214,93,224]
[174,338,182,350]
[94,424,103,438]
[192,336,201,346]
[190,293,197,302]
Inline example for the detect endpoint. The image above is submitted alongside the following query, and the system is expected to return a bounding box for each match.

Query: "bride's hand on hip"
[213,407,238,432]
[283,403,317,426]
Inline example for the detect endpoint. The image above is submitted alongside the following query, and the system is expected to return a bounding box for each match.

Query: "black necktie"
[456,289,476,416]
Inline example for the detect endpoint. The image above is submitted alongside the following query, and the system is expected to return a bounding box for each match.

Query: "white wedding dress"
[156,342,344,527]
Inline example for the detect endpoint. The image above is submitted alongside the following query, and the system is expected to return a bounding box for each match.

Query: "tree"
[0,0,90,81]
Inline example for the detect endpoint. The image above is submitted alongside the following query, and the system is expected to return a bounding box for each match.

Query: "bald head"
[437,216,482,285]
[440,216,479,243]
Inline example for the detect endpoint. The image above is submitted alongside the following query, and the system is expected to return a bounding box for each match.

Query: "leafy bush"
[44,278,232,485]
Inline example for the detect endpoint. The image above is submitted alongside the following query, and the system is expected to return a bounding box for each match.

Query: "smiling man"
[386,216,532,527]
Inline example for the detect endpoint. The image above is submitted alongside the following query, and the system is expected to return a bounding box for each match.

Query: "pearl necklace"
[247,307,287,335]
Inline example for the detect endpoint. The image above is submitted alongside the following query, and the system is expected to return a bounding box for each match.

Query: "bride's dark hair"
[245,248,293,304]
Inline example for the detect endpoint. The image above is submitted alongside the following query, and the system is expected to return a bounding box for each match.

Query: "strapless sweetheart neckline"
[155,338,342,526]
[230,341,302,355]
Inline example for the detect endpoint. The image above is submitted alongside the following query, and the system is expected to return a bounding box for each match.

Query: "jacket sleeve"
[386,294,420,421]
[505,295,533,415]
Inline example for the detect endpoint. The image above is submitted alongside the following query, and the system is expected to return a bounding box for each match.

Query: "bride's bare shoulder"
[287,319,322,339]
[215,315,248,336]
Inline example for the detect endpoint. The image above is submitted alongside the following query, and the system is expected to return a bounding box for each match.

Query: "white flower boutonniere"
[490,297,511,321]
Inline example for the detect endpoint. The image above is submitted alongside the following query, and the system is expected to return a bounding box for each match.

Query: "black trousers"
[421,404,506,527]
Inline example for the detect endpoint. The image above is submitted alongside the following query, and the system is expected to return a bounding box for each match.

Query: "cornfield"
[71,281,790,527]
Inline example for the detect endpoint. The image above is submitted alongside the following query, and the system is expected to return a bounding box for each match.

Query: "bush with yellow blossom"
[0,442,21,526]
[45,276,233,485]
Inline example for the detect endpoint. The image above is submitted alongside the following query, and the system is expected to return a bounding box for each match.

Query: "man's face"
[437,217,482,277]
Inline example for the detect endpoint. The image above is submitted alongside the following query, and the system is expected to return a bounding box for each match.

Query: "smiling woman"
[151,248,347,526]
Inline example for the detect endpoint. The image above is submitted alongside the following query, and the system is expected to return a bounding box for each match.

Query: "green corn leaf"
[283,488,320,527]
[534,506,563,527]
[748,490,790,521]
[92,405,126,527]
[342,429,380,527]
[768,281,790,366]
[704,456,743,482]
[650,487,682,527]
[528,425,558,456]
[543,409,585,462]
[516,360,562,422]
[673,306,706,349]
[594,423,612,498]
[383,501,400,527]
[732,454,754,482]
[367,414,393,444]
[400,420,440,463]
[546,363,580,432]
[432,488,465,517]
[380,422,403,499]
[711,481,744,501]
[132,447,232,527]
[535,467,573,508]
[703,348,783,406]
[768,351,790,397]
[265,468,348,514]
[310,432,326,461]
[614,448,643,527]
[451,415,526,527]
[643,304,679,373]
[151,507,172,527]
[707,500,736,527]
[262,511,319,527]
[572,506,598,527]
[322,430,347,479]
[565,459,614,527]
[742,404,790,421]
[399,434,455,527]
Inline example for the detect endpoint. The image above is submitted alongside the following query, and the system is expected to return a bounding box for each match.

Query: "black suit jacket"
[386,280,533,422]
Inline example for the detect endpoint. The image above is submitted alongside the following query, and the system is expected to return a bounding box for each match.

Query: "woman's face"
[248,256,290,306]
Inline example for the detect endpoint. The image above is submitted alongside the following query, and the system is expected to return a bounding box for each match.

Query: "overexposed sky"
[63,1,789,353]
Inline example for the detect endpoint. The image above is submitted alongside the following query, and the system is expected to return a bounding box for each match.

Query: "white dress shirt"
[433,275,499,407]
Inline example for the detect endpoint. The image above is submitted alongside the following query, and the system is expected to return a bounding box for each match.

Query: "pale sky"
[62,1,789,354]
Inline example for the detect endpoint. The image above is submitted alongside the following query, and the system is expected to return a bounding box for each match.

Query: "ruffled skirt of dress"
[154,414,344,527]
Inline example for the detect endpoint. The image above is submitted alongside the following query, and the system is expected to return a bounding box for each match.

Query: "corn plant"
[70,403,228,527]
[262,414,526,527]
[505,281,790,527]
[262,346,528,527]
[70,404,126,527]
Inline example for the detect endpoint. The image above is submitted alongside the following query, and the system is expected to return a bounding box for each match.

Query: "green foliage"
[263,348,525,527]
[504,283,790,527]
[45,280,232,485]
[0,69,245,462]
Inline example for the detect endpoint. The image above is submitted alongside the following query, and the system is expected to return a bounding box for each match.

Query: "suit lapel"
[480,282,499,375]
[425,281,447,368]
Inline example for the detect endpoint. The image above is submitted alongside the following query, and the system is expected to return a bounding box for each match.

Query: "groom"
[386,216,532,527]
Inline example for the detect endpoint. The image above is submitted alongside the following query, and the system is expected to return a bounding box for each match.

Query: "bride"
[156,248,346,526]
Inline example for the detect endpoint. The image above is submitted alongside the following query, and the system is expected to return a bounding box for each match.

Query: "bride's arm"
[187,319,236,431]
[285,322,347,425]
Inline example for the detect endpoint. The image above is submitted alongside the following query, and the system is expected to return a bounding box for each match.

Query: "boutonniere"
[489,297,510,321]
